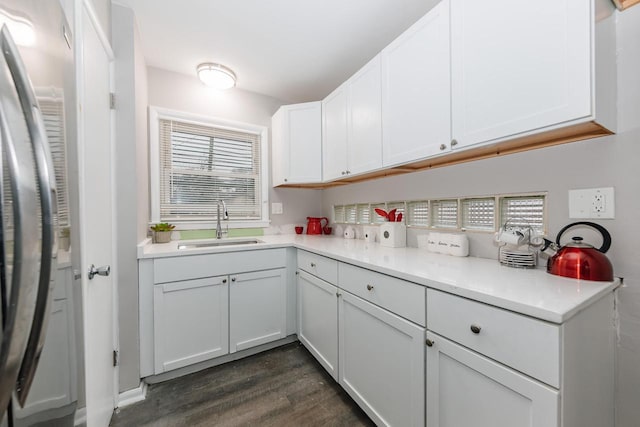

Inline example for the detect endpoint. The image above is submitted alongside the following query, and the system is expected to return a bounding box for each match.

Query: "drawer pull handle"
[222,279,227,284]
[366,284,374,291]
[470,324,481,334]
[310,262,316,267]
[231,277,236,282]
[426,339,434,347]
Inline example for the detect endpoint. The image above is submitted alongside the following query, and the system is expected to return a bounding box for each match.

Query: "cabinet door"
[297,270,338,380]
[272,102,322,186]
[381,0,451,167]
[322,84,349,181]
[347,55,382,176]
[426,331,559,427]
[451,0,591,148]
[230,268,287,353]
[339,291,424,427]
[153,276,229,373]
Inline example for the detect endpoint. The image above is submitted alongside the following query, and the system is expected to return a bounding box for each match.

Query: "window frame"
[149,106,270,229]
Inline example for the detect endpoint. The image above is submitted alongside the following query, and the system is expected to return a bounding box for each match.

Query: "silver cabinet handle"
[426,339,435,347]
[284,178,288,182]
[222,278,227,284]
[0,26,45,411]
[470,324,482,334]
[88,264,111,280]
[310,262,316,268]
[366,284,374,291]
[451,139,458,147]
[231,277,236,282]
[439,143,447,150]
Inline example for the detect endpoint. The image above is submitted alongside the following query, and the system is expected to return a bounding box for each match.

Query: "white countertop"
[138,234,620,324]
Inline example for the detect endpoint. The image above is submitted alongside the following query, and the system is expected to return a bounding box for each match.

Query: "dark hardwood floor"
[110,342,375,426]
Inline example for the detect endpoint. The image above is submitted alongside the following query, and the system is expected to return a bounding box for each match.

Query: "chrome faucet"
[216,200,229,239]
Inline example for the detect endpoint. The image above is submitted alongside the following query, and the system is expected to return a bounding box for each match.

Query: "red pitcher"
[306,217,328,235]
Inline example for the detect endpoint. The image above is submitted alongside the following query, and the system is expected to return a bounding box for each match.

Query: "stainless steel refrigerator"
[0,1,78,426]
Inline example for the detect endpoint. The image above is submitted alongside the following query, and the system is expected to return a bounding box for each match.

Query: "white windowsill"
[149,220,271,231]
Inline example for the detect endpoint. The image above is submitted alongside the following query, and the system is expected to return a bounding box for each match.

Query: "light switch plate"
[569,187,615,219]
[271,202,283,215]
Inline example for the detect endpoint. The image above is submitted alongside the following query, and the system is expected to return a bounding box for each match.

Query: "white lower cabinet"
[339,291,424,427]
[426,331,559,427]
[297,270,338,380]
[153,276,229,373]
[230,268,287,353]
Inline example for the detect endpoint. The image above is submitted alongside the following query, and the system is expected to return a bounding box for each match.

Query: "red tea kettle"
[306,217,328,235]
[542,221,613,282]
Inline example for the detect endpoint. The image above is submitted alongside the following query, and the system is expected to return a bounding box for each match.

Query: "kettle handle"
[555,221,612,253]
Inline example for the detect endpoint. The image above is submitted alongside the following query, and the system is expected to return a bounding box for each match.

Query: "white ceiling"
[127,0,440,103]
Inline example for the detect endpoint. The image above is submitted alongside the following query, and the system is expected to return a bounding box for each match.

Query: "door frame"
[73,0,119,412]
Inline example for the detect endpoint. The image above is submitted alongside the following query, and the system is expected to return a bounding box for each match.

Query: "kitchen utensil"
[544,221,613,281]
[323,226,332,235]
[306,217,328,235]
[295,226,303,234]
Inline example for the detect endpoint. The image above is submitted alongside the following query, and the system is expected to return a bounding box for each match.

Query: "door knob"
[88,264,111,280]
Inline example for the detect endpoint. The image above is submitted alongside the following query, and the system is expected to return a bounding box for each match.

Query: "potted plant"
[150,222,175,243]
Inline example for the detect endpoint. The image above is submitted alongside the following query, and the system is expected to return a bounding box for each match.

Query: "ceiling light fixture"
[197,63,236,89]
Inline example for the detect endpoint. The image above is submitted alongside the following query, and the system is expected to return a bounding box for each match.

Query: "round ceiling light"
[197,63,236,89]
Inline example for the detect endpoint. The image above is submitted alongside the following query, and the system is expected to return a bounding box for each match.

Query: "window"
[357,204,370,224]
[500,195,545,233]
[37,90,70,228]
[407,201,429,227]
[431,200,458,228]
[150,107,269,227]
[345,205,357,224]
[462,198,495,231]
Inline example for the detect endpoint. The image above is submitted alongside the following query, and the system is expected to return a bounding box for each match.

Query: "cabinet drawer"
[297,250,338,284]
[338,263,425,326]
[154,249,286,284]
[427,289,560,388]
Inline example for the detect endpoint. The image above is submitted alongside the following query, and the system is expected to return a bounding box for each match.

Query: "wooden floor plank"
[110,342,374,427]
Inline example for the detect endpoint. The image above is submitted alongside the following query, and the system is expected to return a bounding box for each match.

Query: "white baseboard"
[74,406,87,426]
[117,381,148,408]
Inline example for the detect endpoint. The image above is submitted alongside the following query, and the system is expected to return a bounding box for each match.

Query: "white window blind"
[407,201,429,227]
[159,119,262,221]
[462,198,495,231]
[39,97,70,228]
[431,200,458,228]
[500,195,545,233]
[357,204,370,224]
[334,205,345,223]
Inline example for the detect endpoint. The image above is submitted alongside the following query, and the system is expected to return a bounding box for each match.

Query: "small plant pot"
[154,231,172,243]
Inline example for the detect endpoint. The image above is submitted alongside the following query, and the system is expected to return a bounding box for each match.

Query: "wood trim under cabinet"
[613,0,640,10]
[276,121,613,189]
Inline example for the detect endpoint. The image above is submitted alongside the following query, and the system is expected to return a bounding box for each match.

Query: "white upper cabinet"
[322,84,349,181]
[451,0,615,149]
[271,102,322,186]
[381,0,451,167]
[323,55,383,181]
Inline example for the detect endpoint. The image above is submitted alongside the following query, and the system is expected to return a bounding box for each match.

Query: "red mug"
[295,226,304,234]
[323,226,332,235]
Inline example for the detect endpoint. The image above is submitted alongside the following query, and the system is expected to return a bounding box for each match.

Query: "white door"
[381,0,451,167]
[338,291,424,427]
[347,55,382,176]
[229,269,287,353]
[286,102,322,184]
[322,84,348,181]
[153,277,229,374]
[426,331,559,427]
[451,0,591,148]
[77,3,116,426]
[297,270,338,380]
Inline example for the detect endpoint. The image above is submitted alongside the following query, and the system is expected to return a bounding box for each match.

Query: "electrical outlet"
[569,187,615,219]
[271,202,283,215]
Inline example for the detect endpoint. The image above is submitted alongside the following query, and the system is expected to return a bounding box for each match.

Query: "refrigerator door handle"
[0,25,42,415]
[0,26,59,406]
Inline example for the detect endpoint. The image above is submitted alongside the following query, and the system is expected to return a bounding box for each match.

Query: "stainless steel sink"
[177,238,262,250]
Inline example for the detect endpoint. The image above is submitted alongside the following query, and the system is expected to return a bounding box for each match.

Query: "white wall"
[112,3,148,393]
[322,6,640,426]
[147,66,324,227]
